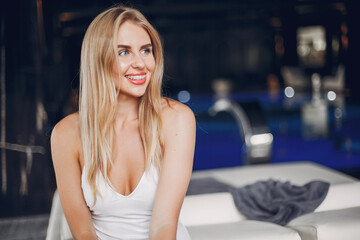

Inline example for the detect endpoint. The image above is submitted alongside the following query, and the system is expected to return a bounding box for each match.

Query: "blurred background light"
[250,133,273,146]
[177,90,191,103]
[327,91,336,101]
[284,86,295,98]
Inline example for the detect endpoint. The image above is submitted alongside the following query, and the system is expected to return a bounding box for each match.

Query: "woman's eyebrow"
[140,43,152,49]
[117,43,152,49]
[117,44,131,49]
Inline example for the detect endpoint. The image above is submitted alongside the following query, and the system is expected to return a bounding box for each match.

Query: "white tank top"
[81,164,191,240]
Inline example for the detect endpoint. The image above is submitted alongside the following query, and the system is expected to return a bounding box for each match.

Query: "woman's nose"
[131,53,145,69]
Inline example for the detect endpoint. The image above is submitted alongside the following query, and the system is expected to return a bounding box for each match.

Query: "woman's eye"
[118,50,129,56]
[141,49,151,55]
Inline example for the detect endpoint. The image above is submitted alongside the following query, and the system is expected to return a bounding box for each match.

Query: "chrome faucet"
[208,79,273,164]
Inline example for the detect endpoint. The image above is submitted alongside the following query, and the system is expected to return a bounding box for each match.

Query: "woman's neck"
[114,94,140,128]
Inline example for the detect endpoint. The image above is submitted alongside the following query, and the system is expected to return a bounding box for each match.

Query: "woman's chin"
[118,90,147,100]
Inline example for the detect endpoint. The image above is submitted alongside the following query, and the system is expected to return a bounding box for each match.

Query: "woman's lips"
[125,72,146,85]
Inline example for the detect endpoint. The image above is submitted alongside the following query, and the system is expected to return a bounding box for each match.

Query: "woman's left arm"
[149,101,196,240]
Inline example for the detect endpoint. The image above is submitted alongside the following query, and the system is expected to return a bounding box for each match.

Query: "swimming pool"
[185,91,360,174]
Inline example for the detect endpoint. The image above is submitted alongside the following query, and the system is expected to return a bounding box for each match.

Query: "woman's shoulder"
[162,98,194,117]
[51,112,81,148]
[161,98,195,130]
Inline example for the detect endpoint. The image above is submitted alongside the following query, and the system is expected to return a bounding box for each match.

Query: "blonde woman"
[50,5,195,240]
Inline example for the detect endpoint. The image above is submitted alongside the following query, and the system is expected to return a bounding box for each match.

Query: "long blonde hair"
[79,6,164,202]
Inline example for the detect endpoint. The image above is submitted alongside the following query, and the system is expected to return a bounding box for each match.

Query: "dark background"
[1,0,359,217]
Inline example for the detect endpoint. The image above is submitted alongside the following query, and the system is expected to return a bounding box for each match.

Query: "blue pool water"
[186,92,360,174]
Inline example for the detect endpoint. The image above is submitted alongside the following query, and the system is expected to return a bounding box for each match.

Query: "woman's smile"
[125,72,147,85]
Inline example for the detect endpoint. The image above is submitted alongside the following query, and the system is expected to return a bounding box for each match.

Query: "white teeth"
[126,74,145,80]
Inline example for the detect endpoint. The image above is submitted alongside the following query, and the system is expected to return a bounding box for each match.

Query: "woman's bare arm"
[51,114,97,240]
[149,100,196,240]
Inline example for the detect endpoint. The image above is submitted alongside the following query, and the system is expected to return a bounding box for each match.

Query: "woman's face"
[113,20,155,99]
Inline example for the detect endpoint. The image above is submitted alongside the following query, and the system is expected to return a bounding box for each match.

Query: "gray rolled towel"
[230,179,330,225]
[186,177,232,195]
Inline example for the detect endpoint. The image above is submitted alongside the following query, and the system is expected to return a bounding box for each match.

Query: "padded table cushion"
[187,221,301,240]
[180,177,360,227]
[180,192,247,226]
[191,162,356,187]
[315,182,360,212]
[288,207,360,240]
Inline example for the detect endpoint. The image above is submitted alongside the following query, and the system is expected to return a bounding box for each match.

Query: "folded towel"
[230,179,330,225]
[186,177,232,195]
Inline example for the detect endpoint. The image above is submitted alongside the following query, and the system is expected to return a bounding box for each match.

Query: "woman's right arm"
[51,114,97,240]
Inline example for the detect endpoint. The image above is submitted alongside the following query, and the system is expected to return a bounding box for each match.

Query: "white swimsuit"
[81,164,191,240]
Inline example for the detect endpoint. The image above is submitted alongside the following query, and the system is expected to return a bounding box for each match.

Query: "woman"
[51,5,195,240]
